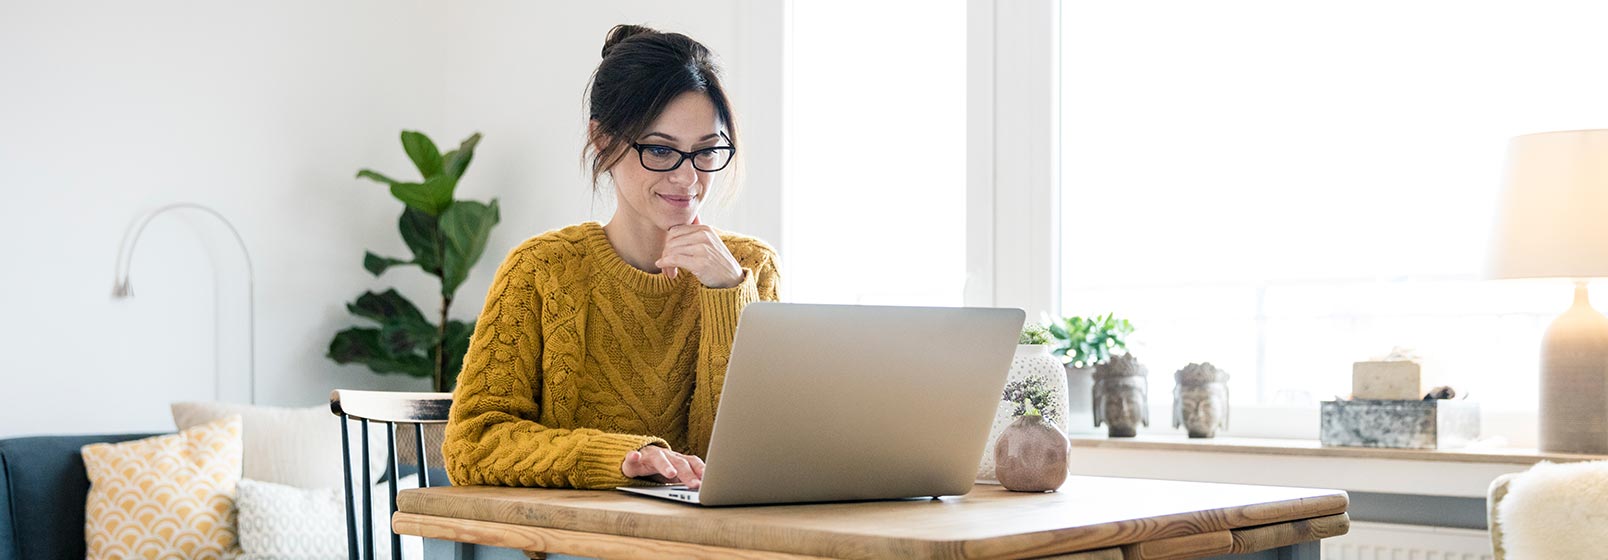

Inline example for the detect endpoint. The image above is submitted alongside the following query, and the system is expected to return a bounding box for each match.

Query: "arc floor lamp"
[112,202,257,404]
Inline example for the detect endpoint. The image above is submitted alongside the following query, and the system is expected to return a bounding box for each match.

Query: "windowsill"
[1069,434,1608,466]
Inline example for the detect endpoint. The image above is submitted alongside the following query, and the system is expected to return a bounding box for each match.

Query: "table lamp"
[1487,129,1608,453]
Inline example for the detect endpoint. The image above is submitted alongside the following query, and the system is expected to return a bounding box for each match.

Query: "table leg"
[1275,542,1319,560]
[1204,541,1320,560]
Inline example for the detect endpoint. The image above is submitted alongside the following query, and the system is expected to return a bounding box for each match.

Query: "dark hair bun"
[601,24,659,59]
[584,24,737,190]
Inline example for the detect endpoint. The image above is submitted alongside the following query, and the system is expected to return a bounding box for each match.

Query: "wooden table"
[392,475,1349,560]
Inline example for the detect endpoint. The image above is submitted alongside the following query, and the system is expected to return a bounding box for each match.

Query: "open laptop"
[618,302,1024,506]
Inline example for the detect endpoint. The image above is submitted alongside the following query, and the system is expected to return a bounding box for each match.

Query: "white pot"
[978,344,1072,483]
[1064,364,1099,435]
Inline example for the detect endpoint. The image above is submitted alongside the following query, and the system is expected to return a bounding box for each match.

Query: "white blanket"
[1498,460,1608,559]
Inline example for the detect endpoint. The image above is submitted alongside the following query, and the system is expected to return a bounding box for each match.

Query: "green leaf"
[389,176,455,215]
[363,251,412,276]
[401,131,444,178]
[346,289,429,326]
[379,319,438,357]
[356,169,400,186]
[327,327,433,378]
[441,133,482,181]
[398,207,443,276]
[439,199,501,297]
[1047,322,1069,340]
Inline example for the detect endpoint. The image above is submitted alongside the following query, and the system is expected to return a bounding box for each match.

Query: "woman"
[443,25,780,490]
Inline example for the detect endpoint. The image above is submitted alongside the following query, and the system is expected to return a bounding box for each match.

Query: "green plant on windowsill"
[326,130,501,393]
[1046,313,1134,369]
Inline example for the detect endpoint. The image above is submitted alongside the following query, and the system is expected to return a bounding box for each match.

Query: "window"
[1058,0,1608,415]
[784,0,967,306]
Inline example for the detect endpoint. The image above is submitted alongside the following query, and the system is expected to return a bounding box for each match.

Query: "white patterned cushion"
[236,479,344,560]
[236,476,423,560]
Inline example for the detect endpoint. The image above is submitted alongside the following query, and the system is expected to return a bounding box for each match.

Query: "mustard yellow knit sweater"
[443,222,780,489]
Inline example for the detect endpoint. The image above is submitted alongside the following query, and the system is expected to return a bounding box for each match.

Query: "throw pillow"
[81,415,244,560]
[236,479,343,560]
[172,401,387,490]
[236,476,423,560]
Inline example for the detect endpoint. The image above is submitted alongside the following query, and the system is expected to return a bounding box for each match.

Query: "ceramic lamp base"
[1540,282,1608,454]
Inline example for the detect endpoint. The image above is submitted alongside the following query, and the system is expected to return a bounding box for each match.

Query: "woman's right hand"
[622,445,705,489]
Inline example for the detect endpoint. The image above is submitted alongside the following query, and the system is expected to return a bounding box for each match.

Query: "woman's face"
[605,91,726,231]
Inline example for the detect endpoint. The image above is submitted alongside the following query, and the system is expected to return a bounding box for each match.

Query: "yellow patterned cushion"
[81,415,244,560]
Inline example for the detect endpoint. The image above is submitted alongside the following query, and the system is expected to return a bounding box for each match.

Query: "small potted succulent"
[1047,314,1135,434]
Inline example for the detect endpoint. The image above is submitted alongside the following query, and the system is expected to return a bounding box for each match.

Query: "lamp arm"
[112,203,256,404]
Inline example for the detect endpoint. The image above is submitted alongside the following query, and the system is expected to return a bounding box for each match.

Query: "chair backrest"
[330,390,452,560]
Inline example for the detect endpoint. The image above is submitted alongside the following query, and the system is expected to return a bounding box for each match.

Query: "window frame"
[970,0,1538,445]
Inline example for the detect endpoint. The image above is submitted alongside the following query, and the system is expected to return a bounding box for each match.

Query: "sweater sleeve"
[443,246,668,489]
[686,244,781,458]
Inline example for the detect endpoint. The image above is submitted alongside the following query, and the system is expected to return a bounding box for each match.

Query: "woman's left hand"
[655,217,744,289]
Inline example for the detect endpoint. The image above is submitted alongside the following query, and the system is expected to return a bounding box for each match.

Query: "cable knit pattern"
[444,221,780,489]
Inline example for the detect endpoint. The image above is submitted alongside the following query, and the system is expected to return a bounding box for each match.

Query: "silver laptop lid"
[697,303,1024,506]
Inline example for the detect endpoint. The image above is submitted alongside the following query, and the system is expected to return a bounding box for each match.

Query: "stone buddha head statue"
[1173,362,1230,438]
[1093,354,1149,438]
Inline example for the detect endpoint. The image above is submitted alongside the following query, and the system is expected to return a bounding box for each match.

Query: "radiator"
[1322,521,1494,560]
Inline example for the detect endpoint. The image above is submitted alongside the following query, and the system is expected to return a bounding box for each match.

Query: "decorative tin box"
[1319,399,1480,449]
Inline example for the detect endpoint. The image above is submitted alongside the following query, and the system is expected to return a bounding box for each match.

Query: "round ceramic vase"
[994,414,1070,492]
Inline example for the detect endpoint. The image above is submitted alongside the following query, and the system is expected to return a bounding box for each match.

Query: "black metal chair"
[330,390,453,560]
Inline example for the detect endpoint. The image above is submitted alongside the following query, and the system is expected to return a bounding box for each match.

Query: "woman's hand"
[655,217,744,289]
[622,445,706,489]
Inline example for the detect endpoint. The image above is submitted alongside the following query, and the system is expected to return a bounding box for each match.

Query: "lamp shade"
[1488,129,1608,280]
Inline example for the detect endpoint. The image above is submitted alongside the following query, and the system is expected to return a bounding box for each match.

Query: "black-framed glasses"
[631,133,736,172]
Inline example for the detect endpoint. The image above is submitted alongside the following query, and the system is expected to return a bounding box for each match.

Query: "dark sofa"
[0,433,161,560]
[0,432,473,560]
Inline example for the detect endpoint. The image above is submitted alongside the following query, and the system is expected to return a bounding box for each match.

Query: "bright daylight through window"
[784,0,967,307]
[1059,0,1608,417]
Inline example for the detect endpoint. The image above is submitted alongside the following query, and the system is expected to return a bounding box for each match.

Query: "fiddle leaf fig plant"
[1047,313,1135,369]
[328,131,500,392]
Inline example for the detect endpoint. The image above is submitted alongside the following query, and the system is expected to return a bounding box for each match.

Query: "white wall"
[0,1,782,438]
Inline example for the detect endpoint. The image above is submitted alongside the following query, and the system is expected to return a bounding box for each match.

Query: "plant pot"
[978,345,1070,482]
[994,414,1070,492]
[1064,364,1098,435]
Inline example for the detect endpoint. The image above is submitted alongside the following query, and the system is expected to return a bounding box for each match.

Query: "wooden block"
[1352,360,1421,400]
